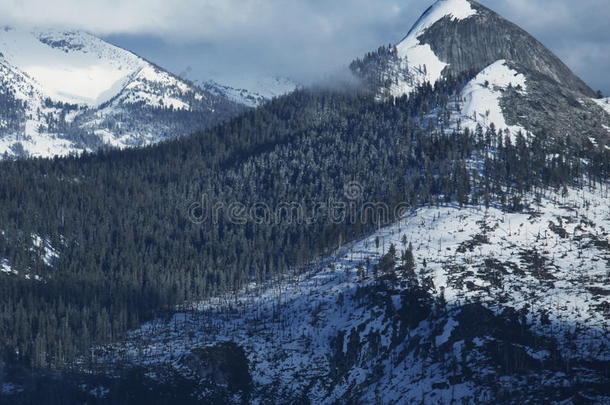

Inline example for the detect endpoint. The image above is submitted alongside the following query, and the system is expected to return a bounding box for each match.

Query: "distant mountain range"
[0,28,297,159]
[201,77,298,108]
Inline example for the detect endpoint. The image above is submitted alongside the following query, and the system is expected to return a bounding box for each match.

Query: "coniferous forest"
[0,72,608,374]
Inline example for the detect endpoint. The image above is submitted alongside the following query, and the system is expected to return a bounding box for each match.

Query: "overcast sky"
[1,0,608,93]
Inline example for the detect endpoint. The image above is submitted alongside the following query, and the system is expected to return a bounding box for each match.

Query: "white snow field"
[0,28,191,108]
[458,60,528,137]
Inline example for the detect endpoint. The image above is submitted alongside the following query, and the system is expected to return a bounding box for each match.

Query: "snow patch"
[32,234,59,266]
[593,97,610,116]
[436,318,458,346]
[459,60,528,138]
[0,258,16,275]
[395,42,447,92]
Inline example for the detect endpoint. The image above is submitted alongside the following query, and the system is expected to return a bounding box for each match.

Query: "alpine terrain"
[351,0,610,149]
[0,27,244,159]
[0,1,609,404]
[201,77,298,108]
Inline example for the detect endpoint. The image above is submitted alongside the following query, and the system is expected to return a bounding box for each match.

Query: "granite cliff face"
[499,61,610,148]
[417,0,595,97]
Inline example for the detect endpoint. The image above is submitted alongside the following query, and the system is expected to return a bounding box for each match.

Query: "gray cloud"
[0,0,608,94]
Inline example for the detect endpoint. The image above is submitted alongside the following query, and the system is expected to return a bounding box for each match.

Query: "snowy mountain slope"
[594,98,610,117]
[91,185,610,404]
[351,0,609,147]
[0,28,243,158]
[202,76,298,108]
[457,60,528,137]
[594,98,610,137]
[0,28,144,107]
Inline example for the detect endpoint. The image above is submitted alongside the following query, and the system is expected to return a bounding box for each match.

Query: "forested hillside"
[0,70,608,373]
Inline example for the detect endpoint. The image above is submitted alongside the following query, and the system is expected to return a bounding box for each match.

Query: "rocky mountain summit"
[351,0,610,148]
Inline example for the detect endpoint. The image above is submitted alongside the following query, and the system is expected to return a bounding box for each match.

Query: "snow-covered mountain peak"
[359,0,475,99]
[0,27,145,107]
[394,0,476,88]
[352,0,609,147]
[0,27,243,159]
[403,0,476,41]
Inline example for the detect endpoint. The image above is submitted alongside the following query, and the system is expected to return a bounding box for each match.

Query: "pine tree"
[377,244,397,275]
[403,242,416,277]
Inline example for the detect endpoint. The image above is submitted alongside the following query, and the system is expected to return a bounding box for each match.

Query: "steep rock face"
[499,62,610,147]
[417,0,595,97]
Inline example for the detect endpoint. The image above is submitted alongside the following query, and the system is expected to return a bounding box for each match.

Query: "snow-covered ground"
[0,132,81,159]
[0,258,41,281]
[594,97,610,117]
[96,184,610,403]
[31,234,59,267]
[457,60,528,138]
[0,234,58,280]
[202,76,297,108]
[0,258,16,276]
